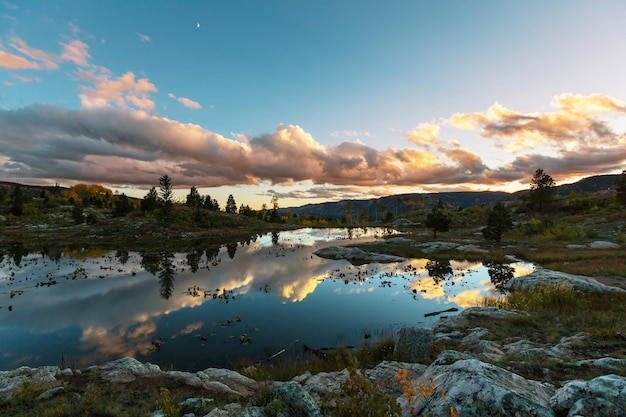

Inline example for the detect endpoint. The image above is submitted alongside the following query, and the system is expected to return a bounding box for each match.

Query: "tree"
[482,202,513,242]
[159,175,174,227]
[615,170,626,205]
[113,193,134,217]
[530,168,555,210]
[186,186,202,208]
[10,185,24,216]
[141,187,159,213]
[425,200,451,239]
[225,194,237,213]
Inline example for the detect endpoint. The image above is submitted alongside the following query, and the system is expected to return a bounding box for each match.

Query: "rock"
[394,327,434,363]
[383,237,417,245]
[180,397,214,413]
[570,357,626,372]
[418,241,458,253]
[400,352,556,417]
[506,269,626,293]
[589,241,621,249]
[36,386,65,400]
[567,397,622,417]
[0,365,61,400]
[550,374,626,416]
[273,381,323,417]
[200,368,259,398]
[367,361,428,396]
[456,244,488,253]
[294,369,348,401]
[233,407,267,417]
[566,244,587,249]
[89,357,161,382]
[313,246,404,264]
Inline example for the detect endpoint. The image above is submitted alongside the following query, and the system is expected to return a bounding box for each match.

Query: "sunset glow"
[1,1,626,208]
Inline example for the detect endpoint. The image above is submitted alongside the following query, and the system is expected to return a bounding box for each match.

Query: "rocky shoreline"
[2,269,625,416]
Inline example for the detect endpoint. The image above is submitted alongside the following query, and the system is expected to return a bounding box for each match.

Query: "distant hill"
[0,181,67,198]
[279,191,512,220]
[281,174,623,219]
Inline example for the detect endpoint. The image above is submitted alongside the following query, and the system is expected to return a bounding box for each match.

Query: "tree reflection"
[226,243,237,259]
[140,250,176,300]
[485,262,515,293]
[186,249,203,273]
[271,231,280,246]
[426,260,453,285]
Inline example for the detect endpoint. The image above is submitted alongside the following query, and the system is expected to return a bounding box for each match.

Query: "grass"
[479,285,626,382]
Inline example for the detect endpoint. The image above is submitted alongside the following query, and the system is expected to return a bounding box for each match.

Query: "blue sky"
[2,1,626,209]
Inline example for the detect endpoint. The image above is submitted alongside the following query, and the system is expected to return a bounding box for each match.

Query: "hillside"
[280,173,622,219]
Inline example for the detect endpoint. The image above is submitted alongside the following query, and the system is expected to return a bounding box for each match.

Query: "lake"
[0,227,534,371]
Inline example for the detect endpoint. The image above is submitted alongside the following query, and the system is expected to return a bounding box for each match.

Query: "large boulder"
[313,246,404,264]
[550,374,626,416]
[88,357,161,382]
[505,269,626,293]
[399,351,556,417]
[0,365,62,400]
[394,327,434,363]
[273,381,323,417]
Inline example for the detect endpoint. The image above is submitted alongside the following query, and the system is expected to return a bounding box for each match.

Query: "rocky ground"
[2,269,625,417]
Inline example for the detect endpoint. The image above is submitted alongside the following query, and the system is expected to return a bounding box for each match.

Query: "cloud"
[1,37,58,70]
[135,31,151,43]
[168,93,201,109]
[79,71,158,111]
[60,39,90,66]
[330,130,371,138]
[0,93,625,193]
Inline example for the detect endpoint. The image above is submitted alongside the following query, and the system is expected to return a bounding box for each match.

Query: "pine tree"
[482,202,513,242]
[10,185,24,216]
[530,168,555,210]
[225,194,237,213]
[141,187,159,213]
[425,200,451,239]
[159,175,174,227]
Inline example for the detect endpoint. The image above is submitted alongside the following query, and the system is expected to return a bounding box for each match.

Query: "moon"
[196,23,200,28]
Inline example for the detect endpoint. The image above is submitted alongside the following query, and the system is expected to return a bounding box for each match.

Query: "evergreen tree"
[10,185,24,216]
[615,170,626,205]
[141,187,159,213]
[186,186,202,208]
[425,200,451,239]
[159,175,174,227]
[113,193,134,217]
[225,194,237,213]
[530,168,555,210]
[482,202,513,242]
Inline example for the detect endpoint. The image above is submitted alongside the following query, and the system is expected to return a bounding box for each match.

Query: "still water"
[0,228,534,371]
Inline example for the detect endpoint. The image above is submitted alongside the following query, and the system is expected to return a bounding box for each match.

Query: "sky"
[1,0,626,209]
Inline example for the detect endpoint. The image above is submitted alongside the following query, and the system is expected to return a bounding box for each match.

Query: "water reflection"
[0,228,535,371]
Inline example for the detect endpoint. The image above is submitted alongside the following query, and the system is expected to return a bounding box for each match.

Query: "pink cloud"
[168,93,201,109]
[8,37,58,70]
[60,39,90,67]
[80,71,158,111]
[0,49,38,69]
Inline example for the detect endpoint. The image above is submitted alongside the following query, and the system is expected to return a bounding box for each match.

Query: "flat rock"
[88,357,162,382]
[505,269,626,293]
[589,240,621,249]
[418,241,458,253]
[313,246,404,264]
